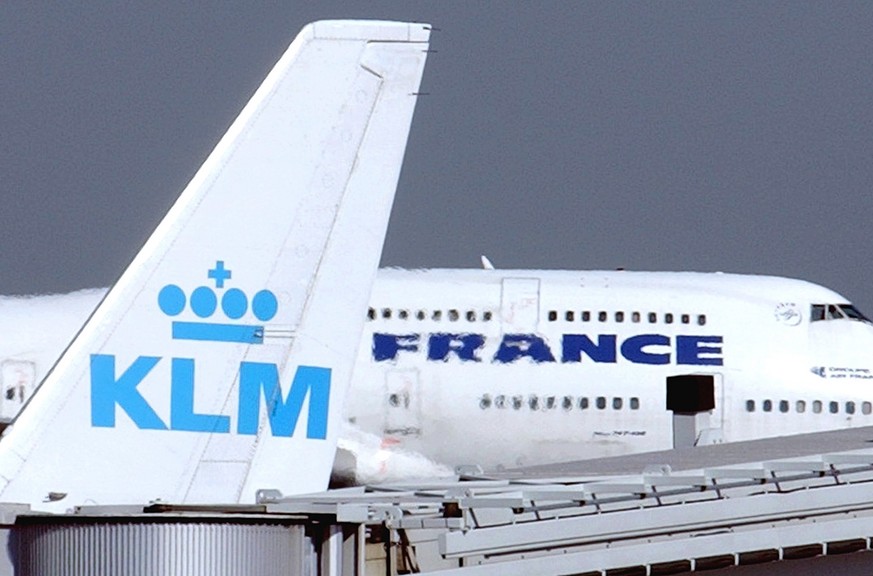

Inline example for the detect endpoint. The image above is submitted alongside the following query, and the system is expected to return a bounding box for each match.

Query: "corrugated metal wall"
[13,521,305,576]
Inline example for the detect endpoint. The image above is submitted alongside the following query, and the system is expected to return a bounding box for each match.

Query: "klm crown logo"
[157,261,278,344]
[90,259,330,439]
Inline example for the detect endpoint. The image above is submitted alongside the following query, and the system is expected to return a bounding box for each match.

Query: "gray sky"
[2,3,872,313]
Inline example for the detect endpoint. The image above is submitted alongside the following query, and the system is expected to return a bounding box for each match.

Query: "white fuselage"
[2,268,873,473]
[348,269,873,469]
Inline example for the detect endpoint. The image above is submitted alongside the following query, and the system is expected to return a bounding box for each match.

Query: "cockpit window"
[810,303,872,324]
[840,304,871,323]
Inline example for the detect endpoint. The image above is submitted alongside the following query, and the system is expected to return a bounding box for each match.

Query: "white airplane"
[355,268,873,469]
[0,19,430,511]
[5,268,873,475]
[4,20,873,481]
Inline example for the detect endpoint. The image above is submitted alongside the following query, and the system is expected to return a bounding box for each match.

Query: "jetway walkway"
[7,444,873,575]
[271,449,873,574]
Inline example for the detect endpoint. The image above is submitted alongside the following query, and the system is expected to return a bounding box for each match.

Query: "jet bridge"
[6,445,873,575]
[271,453,873,574]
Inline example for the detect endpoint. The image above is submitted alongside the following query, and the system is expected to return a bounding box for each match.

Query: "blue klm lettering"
[90,354,331,438]
[237,362,331,439]
[90,355,167,429]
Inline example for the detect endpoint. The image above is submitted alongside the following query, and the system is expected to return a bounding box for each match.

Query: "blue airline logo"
[90,261,331,438]
[373,332,724,366]
[90,356,331,438]
[158,261,279,344]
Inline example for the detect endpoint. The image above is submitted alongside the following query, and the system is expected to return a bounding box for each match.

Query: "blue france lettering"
[561,334,617,363]
[90,353,331,438]
[372,332,724,366]
[621,334,671,365]
[676,335,723,366]
[427,333,485,362]
[373,333,419,361]
[494,334,556,363]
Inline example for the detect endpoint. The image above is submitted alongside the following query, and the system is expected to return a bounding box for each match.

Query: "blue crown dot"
[158,284,186,316]
[222,288,248,320]
[190,286,217,318]
[252,290,278,322]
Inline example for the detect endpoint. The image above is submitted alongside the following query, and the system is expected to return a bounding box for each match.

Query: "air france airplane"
[0,20,430,510]
[353,268,873,469]
[4,268,873,474]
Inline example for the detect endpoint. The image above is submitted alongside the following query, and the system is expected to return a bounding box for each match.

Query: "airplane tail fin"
[0,20,430,509]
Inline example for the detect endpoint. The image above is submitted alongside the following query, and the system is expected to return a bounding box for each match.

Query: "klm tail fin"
[0,20,430,509]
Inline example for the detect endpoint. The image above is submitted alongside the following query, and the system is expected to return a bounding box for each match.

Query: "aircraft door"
[694,372,726,445]
[501,277,541,332]
[0,360,36,424]
[383,369,421,437]
[707,372,725,437]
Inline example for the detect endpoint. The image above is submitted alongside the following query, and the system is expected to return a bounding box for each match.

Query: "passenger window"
[483,311,493,321]
[367,307,375,320]
[796,400,806,413]
[479,395,492,409]
[494,395,506,409]
[615,311,624,323]
[545,396,556,410]
[432,310,442,321]
[579,397,589,410]
[864,402,872,415]
[846,401,856,415]
[416,310,426,320]
[565,311,575,321]
[448,309,459,321]
[632,312,641,323]
[562,396,573,410]
[829,401,838,414]
[746,400,755,412]
[779,400,788,413]
[466,310,476,322]
[613,397,623,410]
[648,312,657,323]
[596,396,606,410]
[763,400,772,412]
[548,310,557,322]
[398,309,409,320]
[681,314,690,324]
[598,311,607,322]
[813,400,822,414]
[582,311,591,322]
[665,313,673,324]
[697,314,707,326]
[382,308,392,319]
[512,395,523,410]
[630,397,639,410]
[528,396,539,410]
